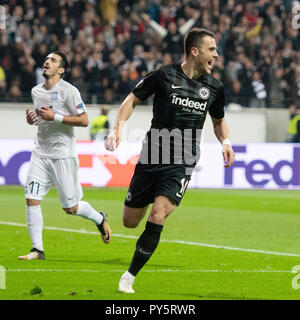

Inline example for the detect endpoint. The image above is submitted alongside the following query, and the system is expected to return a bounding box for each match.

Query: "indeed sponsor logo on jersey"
[170,93,207,110]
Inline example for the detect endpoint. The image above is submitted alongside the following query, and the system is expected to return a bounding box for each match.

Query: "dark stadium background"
[0,0,298,109]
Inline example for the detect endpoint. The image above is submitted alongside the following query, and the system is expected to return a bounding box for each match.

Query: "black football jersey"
[132,64,225,167]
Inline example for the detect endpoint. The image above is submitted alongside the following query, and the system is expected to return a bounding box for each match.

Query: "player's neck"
[43,75,61,90]
[181,61,204,80]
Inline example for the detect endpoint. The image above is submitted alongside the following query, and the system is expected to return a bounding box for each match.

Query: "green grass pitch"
[0,185,300,300]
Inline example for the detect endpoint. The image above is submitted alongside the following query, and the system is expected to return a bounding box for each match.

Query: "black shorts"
[124,163,192,208]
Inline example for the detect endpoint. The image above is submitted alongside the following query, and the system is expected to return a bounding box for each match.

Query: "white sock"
[26,205,44,252]
[75,201,103,225]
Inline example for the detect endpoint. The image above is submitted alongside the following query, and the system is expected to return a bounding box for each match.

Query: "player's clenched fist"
[26,109,39,125]
[105,130,119,151]
[39,106,55,121]
[222,145,235,168]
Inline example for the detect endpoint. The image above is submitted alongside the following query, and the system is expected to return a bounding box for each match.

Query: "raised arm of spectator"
[141,13,168,38]
[178,10,200,36]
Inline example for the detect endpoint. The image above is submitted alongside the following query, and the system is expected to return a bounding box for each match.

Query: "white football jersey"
[31,79,87,158]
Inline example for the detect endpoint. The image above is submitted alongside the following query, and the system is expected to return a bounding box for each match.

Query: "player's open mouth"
[208,61,213,69]
[43,65,50,71]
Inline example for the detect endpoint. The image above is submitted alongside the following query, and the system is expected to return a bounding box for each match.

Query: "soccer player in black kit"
[105,28,235,293]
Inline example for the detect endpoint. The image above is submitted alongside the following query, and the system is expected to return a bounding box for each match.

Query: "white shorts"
[25,153,83,208]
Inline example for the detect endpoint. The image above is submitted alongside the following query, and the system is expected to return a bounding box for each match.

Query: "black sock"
[128,221,163,276]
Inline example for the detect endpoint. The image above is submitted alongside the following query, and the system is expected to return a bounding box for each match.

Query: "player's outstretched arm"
[211,117,235,168]
[105,93,141,151]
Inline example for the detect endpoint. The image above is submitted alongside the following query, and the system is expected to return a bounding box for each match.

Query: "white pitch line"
[1,220,300,258]
[6,269,292,273]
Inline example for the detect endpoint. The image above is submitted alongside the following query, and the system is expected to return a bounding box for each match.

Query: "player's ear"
[190,47,199,57]
[58,67,65,77]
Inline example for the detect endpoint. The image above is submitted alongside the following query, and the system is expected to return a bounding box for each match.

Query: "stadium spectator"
[34,6,52,29]
[236,53,255,106]
[224,59,242,83]
[251,71,267,108]
[103,87,115,104]
[243,2,259,29]
[102,52,121,91]
[116,65,137,101]
[85,45,104,103]
[132,44,148,77]
[0,0,298,107]
[70,65,88,102]
[212,54,225,83]
[32,43,48,68]
[132,0,149,16]
[22,0,35,24]
[20,61,36,98]
[90,107,110,140]
[269,67,290,108]
[99,0,119,26]
[143,46,161,72]
[226,79,248,108]
[286,104,300,142]
[33,24,51,46]
[52,12,75,41]
[141,10,200,62]
[6,83,22,102]
[0,64,6,98]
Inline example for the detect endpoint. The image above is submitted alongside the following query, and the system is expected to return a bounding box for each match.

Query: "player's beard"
[42,71,50,79]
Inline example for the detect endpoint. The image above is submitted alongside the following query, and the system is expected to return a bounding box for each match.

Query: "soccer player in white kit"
[18,51,112,260]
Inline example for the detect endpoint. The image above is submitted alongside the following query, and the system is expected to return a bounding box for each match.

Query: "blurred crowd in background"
[0,0,299,108]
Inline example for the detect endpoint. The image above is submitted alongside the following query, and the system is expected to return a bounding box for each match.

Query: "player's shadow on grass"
[165,291,260,300]
[101,259,178,269]
[46,258,178,268]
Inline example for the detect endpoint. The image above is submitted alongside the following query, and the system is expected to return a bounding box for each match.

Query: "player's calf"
[128,221,163,276]
[63,205,78,215]
[148,196,176,225]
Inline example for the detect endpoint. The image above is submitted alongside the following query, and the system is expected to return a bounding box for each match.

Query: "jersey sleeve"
[131,70,161,101]
[209,86,225,119]
[65,85,87,115]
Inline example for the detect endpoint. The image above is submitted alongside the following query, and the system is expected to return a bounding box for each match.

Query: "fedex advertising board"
[0,139,299,189]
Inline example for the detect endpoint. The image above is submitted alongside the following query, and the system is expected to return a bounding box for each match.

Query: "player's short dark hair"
[51,50,69,77]
[184,28,216,57]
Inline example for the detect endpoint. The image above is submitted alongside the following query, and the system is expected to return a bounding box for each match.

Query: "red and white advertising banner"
[0,139,300,189]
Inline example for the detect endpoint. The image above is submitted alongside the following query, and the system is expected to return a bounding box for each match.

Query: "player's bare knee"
[63,205,78,215]
[149,210,167,225]
[123,217,139,228]
[123,206,146,228]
